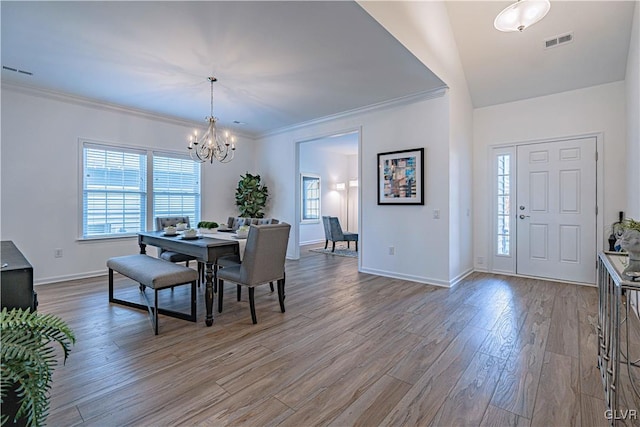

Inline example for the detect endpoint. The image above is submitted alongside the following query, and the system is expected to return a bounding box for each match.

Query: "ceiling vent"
[544,32,573,50]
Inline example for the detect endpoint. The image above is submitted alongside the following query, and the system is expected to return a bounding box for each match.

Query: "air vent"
[2,65,33,76]
[544,32,573,50]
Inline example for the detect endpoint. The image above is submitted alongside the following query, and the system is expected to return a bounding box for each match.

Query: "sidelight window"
[496,154,511,256]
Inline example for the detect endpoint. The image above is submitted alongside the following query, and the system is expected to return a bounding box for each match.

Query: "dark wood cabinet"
[1,240,36,311]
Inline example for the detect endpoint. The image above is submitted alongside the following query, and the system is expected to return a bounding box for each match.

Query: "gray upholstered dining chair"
[155,216,202,283]
[326,216,358,252]
[216,223,291,324]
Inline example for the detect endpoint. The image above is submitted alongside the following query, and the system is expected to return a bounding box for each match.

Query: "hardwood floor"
[33,245,638,426]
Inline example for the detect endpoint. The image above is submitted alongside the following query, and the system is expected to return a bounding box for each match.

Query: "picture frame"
[377,148,424,205]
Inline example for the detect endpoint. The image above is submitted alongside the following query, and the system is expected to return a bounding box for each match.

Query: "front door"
[516,137,597,283]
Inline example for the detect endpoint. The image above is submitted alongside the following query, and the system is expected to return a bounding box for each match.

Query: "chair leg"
[277,279,286,313]
[249,287,257,324]
[356,241,358,251]
[324,240,328,249]
[237,284,242,301]
[332,241,336,252]
[217,279,224,313]
[269,282,274,292]
[347,241,350,249]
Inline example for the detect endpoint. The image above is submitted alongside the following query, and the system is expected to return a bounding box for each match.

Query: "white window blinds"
[152,153,201,226]
[82,143,147,238]
[301,175,320,222]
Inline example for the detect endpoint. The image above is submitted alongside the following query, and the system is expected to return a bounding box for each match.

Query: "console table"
[597,251,640,425]
[1,240,36,311]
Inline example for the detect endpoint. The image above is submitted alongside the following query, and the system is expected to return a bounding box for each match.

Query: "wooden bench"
[107,254,198,335]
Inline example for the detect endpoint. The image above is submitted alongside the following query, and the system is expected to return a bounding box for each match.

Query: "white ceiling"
[446,1,636,107]
[0,1,444,137]
[1,1,636,137]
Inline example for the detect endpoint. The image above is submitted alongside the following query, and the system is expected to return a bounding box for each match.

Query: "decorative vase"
[620,229,640,281]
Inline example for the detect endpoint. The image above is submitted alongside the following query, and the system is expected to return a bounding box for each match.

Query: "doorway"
[491,136,598,284]
[295,130,360,259]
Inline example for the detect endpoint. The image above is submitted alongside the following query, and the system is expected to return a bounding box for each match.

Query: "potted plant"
[197,221,219,234]
[235,173,269,218]
[1,308,75,427]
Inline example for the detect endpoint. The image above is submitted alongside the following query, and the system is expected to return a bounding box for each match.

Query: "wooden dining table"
[137,230,242,326]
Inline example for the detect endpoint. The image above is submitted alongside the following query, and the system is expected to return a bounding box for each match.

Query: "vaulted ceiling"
[1,1,636,137]
[446,1,635,107]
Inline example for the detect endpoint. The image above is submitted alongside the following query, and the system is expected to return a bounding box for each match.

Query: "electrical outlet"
[54,248,63,258]
[388,246,395,255]
[433,209,440,219]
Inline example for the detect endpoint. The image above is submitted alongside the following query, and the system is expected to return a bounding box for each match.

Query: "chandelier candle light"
[187,77,236,164]
[494,0,551,32]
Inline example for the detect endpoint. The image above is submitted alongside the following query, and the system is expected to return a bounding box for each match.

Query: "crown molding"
[1,80,257,140]
[2,80,447,141]
[259,85,449,138]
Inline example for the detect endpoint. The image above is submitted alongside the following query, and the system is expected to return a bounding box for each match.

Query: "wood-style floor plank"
[530,351,581,427]
[32,245,638,426]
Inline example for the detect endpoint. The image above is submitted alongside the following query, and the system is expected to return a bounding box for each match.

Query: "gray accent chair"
[323,216,358,252]
[322,216,332,250]
[216,223,291,324]
[155,216,202,283]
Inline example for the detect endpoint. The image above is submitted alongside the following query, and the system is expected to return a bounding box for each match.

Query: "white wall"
[256,94,452,286]
[626,2,640,220]
[358,0,475,284]
[0,86,255,284]
[473,81,628,271]
[298,142,349,245]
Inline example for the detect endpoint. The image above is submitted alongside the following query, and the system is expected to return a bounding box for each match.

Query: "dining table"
[137,230,246,326]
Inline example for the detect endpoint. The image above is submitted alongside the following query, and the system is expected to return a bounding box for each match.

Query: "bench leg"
[108,269,114,301]
[154,288,160,335]
[110,274,197,335]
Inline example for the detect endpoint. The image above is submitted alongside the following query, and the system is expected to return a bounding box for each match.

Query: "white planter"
[199,228,218,234]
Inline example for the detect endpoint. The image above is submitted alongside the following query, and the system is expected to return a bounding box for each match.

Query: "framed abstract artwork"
[377,148,424,205]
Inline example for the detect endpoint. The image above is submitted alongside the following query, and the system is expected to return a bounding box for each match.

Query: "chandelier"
[494,0,551,32]
[187,77,236,164]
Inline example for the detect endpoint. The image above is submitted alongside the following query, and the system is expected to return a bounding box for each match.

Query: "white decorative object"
[199,227,218,234]
[620,228,640,281]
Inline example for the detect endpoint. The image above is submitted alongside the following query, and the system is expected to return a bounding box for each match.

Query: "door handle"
[519,214,530,219]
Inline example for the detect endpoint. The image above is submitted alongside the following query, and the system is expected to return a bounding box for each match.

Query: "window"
[496,154,511,256]
[152,154,201,225]
[301,174,320,222]
[82,143,147,238]
[81,142,201,239]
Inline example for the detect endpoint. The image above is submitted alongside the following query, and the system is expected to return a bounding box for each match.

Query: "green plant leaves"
[235,173,269,218]
[1,308,75,427]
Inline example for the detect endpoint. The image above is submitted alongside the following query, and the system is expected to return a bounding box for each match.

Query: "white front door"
[516,137,597,284]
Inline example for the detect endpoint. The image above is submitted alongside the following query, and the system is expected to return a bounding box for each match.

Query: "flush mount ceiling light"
[494,0,551,32]
[187,77,236,164]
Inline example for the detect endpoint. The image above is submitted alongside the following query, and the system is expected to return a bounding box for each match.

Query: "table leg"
[205,262,214,326]
[139,243,147,255]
